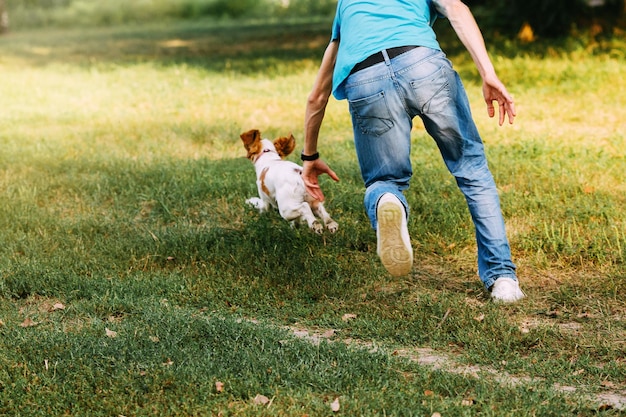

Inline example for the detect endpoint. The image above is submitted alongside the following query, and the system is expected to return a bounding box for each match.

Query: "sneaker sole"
[377,201,413,276]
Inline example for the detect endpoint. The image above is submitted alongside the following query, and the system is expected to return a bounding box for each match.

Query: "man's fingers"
[326,168,340,182]
[308,188,325,202]
[499,102,505,126]
[507,101,516,124]
[303,178,320,190]
[303,179,325,202]
[488,96,515,126]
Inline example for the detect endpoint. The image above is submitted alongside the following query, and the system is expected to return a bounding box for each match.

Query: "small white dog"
[240,129,338,234]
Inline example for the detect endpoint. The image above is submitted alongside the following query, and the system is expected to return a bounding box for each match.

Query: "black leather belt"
[350,45,418,75]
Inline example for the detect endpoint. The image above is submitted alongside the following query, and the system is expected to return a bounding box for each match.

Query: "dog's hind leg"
[278,201,323,234]
[310,201,339,233]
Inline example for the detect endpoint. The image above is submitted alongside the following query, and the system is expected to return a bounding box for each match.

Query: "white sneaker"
[376,193,413,277]
[491,277,525,303]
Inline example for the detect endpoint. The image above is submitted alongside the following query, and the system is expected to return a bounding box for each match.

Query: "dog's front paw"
[245,197,267,212]
[326,220,339,234]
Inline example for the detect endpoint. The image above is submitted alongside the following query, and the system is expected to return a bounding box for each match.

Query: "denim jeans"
[344,46,516,289]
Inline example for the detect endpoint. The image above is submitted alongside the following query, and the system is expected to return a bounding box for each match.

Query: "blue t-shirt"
[331,0,442,100]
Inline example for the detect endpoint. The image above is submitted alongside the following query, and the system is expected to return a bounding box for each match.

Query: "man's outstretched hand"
[483,75,516,126]
[301,159,339,202]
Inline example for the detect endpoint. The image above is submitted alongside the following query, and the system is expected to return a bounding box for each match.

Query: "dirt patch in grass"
[285,322,626,411]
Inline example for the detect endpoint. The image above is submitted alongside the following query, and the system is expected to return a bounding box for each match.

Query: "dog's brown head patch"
[240,129,263,160]
[273,134,296,159]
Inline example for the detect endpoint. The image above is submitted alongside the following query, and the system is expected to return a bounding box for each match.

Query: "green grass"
[0,18,625,416]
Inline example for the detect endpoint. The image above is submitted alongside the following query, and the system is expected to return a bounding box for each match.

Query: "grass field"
[0,18,625,416]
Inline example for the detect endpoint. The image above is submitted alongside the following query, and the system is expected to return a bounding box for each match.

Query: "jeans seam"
[394,50,442,77]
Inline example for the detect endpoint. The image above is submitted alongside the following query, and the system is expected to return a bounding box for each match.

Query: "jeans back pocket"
[410,66,453,115]
[348,91,394,136]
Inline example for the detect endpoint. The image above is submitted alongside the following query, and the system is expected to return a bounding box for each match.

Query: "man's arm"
[301,40,340,202]
[432,0,516,125]
[303,40,339,156]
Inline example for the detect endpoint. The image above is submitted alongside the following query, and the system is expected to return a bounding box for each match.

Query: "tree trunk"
[0,0,8,34]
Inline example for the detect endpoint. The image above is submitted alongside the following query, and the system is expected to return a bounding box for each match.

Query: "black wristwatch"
[300,151,320,161]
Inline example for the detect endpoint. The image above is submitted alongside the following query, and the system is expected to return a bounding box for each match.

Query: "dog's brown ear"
[240,129,261,150]
[274,133,296,159]
[240,129,262,160]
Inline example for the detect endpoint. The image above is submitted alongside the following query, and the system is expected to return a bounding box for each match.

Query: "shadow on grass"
[0,19,333,74]
[3,17,624,81]
[2,137,623,307]
[0,152,374,303]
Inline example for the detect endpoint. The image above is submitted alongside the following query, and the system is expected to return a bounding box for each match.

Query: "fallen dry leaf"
[163,359,174,367]
[105,328,117,338]
[215,381,224,393]
[462,398,475,406]
[598,404,614,412]
[432,413,442,417]
[473,313,485,322]
[322,329,336,338]
[20,318,38,327]
[107,314,123,323]
[342,313,357,322]
[518,319,536,334]
[253,394,270,405]
[0,319,5,326]
[52,303,65,311]
[600,380,616,389]
[331,397,340,412]
[424,390,434,397]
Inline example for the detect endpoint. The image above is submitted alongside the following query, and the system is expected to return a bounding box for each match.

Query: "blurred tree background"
[465,0,626,39]
[0,0,624,39]
[0,0,336,29]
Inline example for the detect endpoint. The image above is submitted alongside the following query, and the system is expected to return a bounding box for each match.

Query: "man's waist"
[350,45,419,75]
